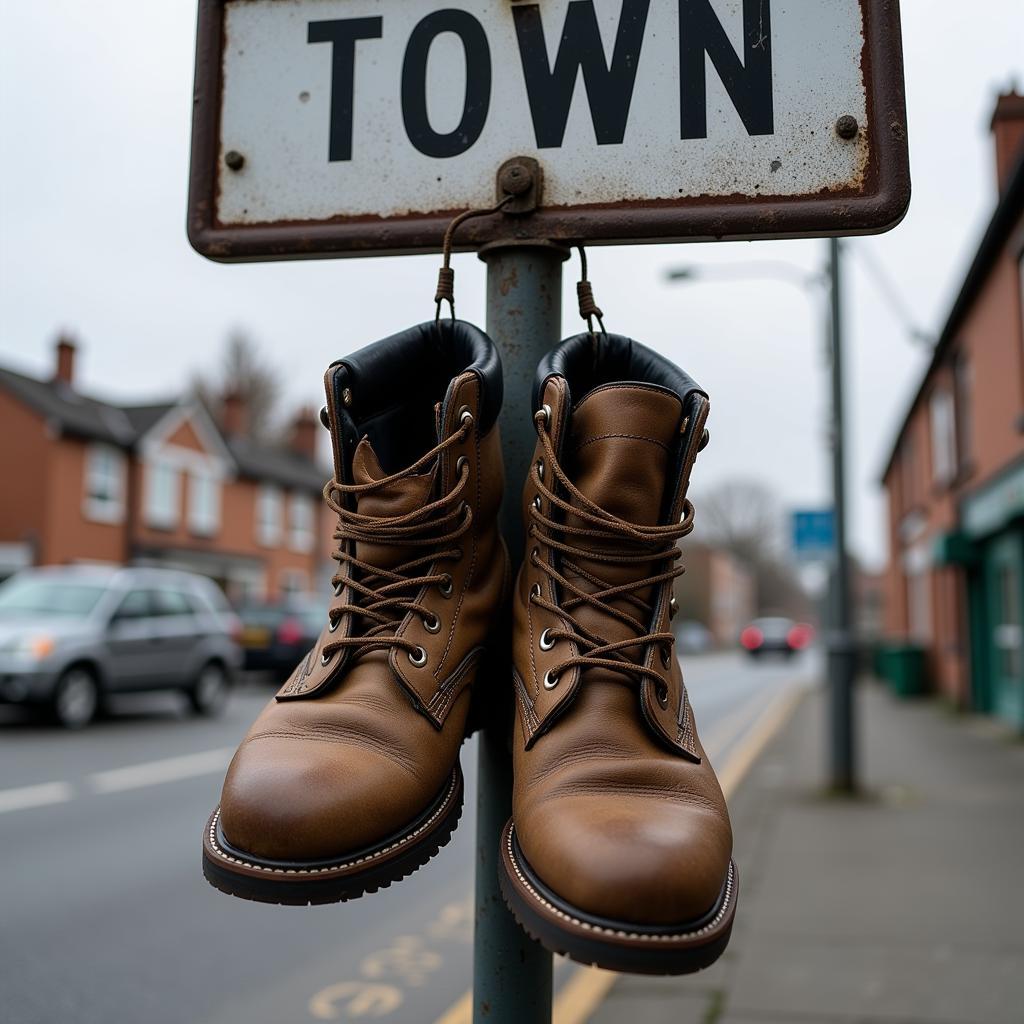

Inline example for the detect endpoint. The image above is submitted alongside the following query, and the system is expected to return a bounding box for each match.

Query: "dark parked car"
[237,597,323,677]
[740,617,814,658]
[0,565,242,728]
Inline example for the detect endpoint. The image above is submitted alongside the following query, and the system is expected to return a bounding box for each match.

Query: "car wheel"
[52,666,100,730]
[189,661,230,716]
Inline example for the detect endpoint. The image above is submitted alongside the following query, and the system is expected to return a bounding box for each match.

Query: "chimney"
[990,89,1024,193]
[288,406,319,460]
[54,336,76,386]
[221,389,248,437]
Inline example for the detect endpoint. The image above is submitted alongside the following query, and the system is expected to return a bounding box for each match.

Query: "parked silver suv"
[0,566,242,728]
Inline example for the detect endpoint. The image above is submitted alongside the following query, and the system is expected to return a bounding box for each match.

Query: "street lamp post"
[666,242,857,793]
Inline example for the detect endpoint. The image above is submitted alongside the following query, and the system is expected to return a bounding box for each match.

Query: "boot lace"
[319,417,473,667]
[528,409,695,698]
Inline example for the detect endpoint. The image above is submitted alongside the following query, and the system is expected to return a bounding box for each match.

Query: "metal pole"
[472,242,566,1024]
[827,237,857,792]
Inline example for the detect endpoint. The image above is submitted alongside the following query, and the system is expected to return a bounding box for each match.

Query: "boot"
[500,333,737,974]
[203,321,508,904]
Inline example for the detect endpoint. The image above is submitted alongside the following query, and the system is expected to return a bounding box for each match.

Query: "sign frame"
[187,0,911,262]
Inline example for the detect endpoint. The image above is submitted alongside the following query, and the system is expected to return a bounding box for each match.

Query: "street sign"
[188,0,910,260]
[791,509,836,563]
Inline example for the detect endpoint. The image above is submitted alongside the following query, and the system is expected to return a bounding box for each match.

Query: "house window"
[188,470,221,537]
[256,485,283,546]
[907,569,932,644]
[280,569,309,595]
[952,352,973,469]
[144,459,180,529]
[289,493,315,553]
[929,388,956,487]
[900,433,917,511]
[83,444,125,524]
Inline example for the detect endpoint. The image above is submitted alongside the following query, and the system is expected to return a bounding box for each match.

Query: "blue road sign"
[792,509,836,562]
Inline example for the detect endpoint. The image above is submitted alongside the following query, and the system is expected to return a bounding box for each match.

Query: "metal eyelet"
[536,459,544,481]
[543,669,559,690]
[328,615,340,634]
[423,613,441,634]
[320,651,333,667]
[538,404,552,425]
[408,646,428,667]
[539,628,555,652]
[333,582,343,597]
[458,405,474,427]
[456,455,468,475]
[532,495,542,511]
[669,595,678,618]
[661,644,673,668]
[531,547,540,563]
[656,684,669,708]
[530,583,542,600]
[439,575,454,598]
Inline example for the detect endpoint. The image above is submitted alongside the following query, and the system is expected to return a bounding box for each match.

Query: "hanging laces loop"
[575,245,607,336]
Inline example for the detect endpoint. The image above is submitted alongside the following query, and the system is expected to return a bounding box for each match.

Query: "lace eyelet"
[532,495,542,511]
[320,651,333,667]
[538,404,552,426]
[423,613,441,634]
[439,575,454,598]
[530,583,542,600]
[656,684,669,708]
[408,646,428,667]
[458,406,474,427]
[531,547,540,563]
[661,645,673,668]
[456,455,469,475]
[328,615,340,634]
[543,669,559,690]
[333,582,343,597]
[669,594,678,618]
[539,628,555,652]
[536,459,544,481]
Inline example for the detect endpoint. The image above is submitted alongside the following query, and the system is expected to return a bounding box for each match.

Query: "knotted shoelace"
[528,409,695,697]
[319,417,473,668]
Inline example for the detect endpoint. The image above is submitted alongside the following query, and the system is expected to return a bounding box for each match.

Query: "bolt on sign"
[188,0,910,260]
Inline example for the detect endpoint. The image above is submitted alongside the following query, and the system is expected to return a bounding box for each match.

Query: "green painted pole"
[471,242,567,1024]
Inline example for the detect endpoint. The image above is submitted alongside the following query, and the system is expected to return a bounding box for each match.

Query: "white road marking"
[88,747,235,794]
[0,780,75,814]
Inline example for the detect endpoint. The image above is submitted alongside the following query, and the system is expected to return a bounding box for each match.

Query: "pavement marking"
[431,683,809,1024]
[0,780,75,815]
[88,747,235,794]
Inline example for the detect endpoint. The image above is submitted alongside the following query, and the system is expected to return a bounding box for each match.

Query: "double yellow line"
[435,683,806,1024]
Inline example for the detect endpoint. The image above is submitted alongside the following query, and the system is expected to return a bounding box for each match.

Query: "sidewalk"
[591,682,1024,1024]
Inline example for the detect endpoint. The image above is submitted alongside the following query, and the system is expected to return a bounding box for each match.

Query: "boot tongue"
[350,437,436,569]
[564,384,683,662]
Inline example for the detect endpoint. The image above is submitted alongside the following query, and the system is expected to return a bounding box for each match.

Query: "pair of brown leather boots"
[202,321,737,975]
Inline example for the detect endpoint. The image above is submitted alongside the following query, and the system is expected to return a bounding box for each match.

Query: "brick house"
[0,339,333,602]
[881,91,1024,728]
[673,542,756,647]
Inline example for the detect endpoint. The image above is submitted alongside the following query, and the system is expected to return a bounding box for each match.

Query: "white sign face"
[189,0,909,259]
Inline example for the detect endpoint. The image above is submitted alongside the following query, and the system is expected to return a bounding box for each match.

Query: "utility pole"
[828,237,857,793]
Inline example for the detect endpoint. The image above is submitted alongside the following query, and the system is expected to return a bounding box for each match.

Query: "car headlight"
[3,634,56,662]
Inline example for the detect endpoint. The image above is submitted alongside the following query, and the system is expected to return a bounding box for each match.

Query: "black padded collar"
[534,332,705,411]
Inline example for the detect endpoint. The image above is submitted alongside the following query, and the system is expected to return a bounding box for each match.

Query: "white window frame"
[188,469,221,537]
[256,484,283,546]
[144,458,181,530]
[288,492,315,553]
[83,443,126,524]
[279,568,309,595]
[929,388,956,487]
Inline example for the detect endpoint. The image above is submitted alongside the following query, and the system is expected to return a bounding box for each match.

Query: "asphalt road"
[0,650,818,1024]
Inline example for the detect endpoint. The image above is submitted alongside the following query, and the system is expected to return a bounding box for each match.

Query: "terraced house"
[0,338,331,601]
[882,91,1024,729]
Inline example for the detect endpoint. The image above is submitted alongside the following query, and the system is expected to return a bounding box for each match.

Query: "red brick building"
[881,91,1024,728]
[0,339,333,601]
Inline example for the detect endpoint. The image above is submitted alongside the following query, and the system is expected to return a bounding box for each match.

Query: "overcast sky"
[1,2,1022,569]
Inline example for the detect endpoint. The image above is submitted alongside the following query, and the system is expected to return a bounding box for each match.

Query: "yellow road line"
[433,684,807,1024]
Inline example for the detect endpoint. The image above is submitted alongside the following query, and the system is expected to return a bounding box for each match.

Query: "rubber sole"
[202,766,463,906]
[498,821,738,975]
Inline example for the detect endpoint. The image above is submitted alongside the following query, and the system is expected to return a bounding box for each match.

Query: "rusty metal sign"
[188,0,910,261]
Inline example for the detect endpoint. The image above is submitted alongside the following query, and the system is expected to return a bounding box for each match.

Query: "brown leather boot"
[499,333,737,974]
[203,321,508,904]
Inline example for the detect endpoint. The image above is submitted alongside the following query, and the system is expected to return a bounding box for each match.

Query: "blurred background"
[1,2,1022,1023]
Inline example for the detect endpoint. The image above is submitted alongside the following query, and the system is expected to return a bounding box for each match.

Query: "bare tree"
[192,331,281,443]
[696,478,809,617]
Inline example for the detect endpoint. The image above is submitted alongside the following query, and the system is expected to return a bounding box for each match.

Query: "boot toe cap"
[517,794,732,926]
[218,735,430,863]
